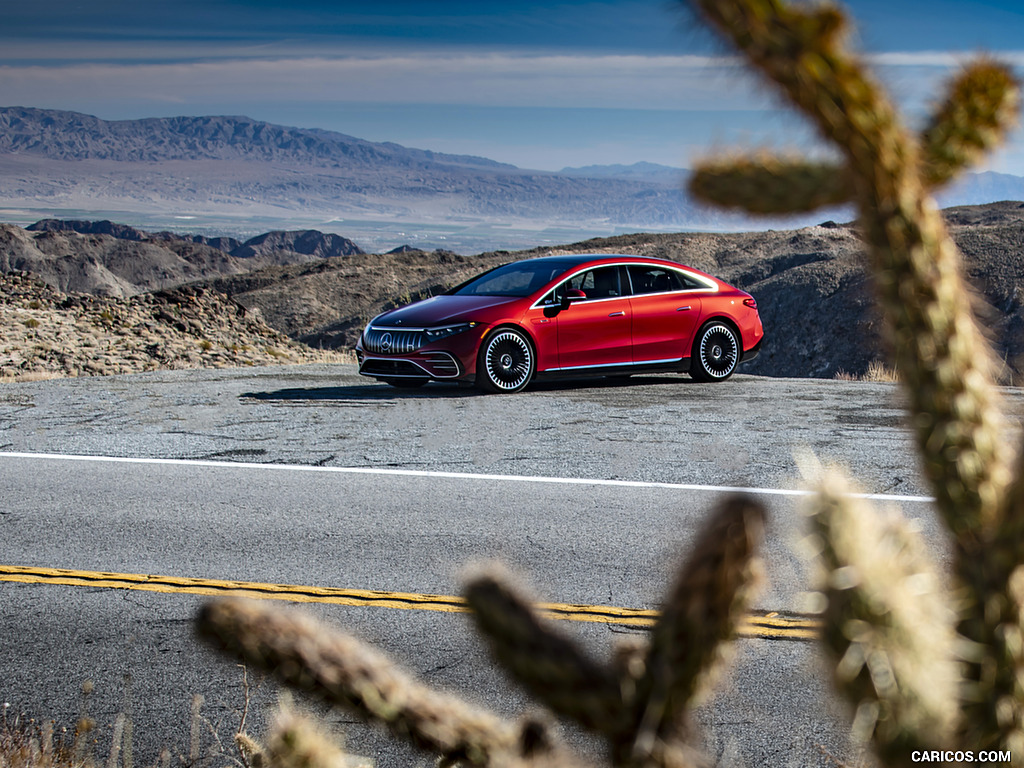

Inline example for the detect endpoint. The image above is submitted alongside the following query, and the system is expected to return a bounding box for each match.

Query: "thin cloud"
[4,49,1022,117]
[868,50,1024,66]
[0,53,763,112]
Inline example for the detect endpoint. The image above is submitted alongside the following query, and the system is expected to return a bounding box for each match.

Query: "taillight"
[743,298,758,309]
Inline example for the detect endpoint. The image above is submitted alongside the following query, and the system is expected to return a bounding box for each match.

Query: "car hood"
[373,294,520,327]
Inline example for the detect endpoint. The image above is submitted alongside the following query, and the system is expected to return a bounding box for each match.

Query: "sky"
[2,0,1024,174]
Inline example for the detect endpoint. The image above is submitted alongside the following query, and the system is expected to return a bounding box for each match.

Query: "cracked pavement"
[2,363,1023,768]
[5,362,1020,495]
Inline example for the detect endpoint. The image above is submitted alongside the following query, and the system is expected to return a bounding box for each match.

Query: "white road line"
[0,451,936,503]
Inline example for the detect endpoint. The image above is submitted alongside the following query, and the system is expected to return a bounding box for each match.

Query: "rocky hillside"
[0,221,364,298]
[192,202,1024,381]
[1,201,1021,382]
[26,218,364,261]
[0,272,347,380]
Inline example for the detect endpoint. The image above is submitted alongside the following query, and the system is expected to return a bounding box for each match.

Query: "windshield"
[450,259,579,297]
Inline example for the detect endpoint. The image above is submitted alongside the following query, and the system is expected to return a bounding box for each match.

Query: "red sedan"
[355,254,764,393]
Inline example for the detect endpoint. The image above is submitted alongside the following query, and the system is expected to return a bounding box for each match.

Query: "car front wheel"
[477,328,535,393]
[690,321,740,382]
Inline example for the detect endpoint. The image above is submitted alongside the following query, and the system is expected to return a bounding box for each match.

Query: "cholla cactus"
[264,703,372,768]
[801,463,961,768]
[684,0,1023,761]
[198,496,765,768]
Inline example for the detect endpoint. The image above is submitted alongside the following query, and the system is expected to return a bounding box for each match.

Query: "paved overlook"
[1,365,1022,768]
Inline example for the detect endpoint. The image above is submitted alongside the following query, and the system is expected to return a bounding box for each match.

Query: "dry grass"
[1,703,90,768]
[834,360,900,383]
[2,688,195,768]
[0,683,372,768]
[0,371,63,384]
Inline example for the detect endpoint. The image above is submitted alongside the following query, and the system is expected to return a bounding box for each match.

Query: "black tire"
[690,321,740,382]
[476,327,535,393]
[383,378,428,389]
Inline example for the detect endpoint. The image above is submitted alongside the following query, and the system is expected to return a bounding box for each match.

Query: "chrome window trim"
[529,261,718,310]
[625,263,718,295]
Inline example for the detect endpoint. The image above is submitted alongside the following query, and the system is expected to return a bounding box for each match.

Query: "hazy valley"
[1,106,1022,383]
[4,107,1024,254]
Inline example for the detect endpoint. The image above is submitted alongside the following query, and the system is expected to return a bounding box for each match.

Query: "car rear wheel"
[690,321,740,382]
[477,328,535,393]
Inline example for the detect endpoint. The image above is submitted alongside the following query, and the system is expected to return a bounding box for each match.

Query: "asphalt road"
[1,364,1022,768]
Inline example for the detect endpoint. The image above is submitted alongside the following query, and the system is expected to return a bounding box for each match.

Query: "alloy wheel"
[481,330,534,393]
[694,322,739,381]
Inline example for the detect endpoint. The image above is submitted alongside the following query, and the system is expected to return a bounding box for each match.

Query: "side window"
[678,273,704,289]
[564,266,622,300]
[627,265,700,294]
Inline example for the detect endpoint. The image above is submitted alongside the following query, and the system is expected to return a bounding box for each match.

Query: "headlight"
[424,322,477,343]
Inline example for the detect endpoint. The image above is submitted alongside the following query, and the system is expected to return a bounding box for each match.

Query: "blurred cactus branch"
[921,60,1021,188]
[468,496,765,768]
[684,0,1022,760]
[805,467,959,768]
[197,598,534,767]
[198,494,766,768]
[263,704,357,768]
[689,155,850,213]
[687,0,1016,537]
[629,496,764,764]
[691,58,1019,216]
[464,570,627,738]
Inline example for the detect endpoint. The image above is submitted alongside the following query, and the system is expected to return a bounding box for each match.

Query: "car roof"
[520,253,673,266]
[518,253,723,287]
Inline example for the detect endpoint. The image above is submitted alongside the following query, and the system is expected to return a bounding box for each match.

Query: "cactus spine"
[199,496,765,768]
[685,0,1022,760]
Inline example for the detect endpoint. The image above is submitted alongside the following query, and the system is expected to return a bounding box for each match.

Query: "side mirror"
[560,289,587,309]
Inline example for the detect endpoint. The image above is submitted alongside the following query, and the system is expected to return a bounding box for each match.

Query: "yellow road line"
[0,565,820,641]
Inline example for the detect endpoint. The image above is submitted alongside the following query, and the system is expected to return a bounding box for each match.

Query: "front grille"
[363,327,425,355]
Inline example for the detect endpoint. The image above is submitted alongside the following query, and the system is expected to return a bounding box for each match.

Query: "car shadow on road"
[527,374,695,392]
[242,375,696,403]
[241,382,478,402]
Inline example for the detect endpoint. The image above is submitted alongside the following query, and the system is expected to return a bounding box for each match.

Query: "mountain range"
[0,107,708,233]
[4,107,1024,253]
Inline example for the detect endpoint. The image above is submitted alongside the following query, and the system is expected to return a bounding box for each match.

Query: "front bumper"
[356,350,463,380]
[355,326,485,381]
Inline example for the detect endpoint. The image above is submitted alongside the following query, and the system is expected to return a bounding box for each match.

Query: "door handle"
[676,306,692,311]
[608,311,625,317]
